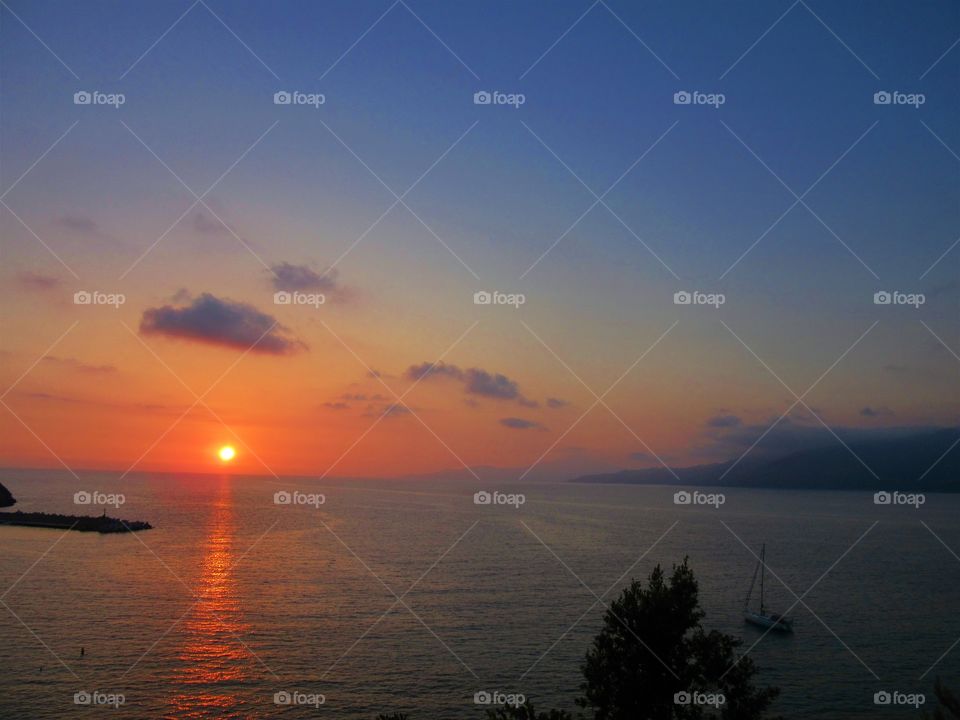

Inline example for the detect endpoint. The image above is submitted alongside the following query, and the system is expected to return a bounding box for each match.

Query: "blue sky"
[1,0,958,475]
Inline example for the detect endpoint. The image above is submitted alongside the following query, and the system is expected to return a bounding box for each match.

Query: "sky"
[1,0,958,478]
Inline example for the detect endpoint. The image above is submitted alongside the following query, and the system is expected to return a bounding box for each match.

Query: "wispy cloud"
[500,417,546,430]
[405,362,538,406]
[16,271,63,291]
[42,356,117,374]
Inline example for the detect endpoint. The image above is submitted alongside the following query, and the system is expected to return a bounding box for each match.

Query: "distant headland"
[572,428,960,493]
[0,481,152,533]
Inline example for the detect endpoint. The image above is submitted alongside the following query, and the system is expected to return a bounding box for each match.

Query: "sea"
[0,469,956,718]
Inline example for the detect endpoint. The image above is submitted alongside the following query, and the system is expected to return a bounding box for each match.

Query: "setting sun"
[217,446,236,462]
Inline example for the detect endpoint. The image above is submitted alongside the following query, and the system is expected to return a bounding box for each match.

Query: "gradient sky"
[1,0,958,478]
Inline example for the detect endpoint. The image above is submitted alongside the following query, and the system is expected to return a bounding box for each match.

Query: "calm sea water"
[0,470,956,719]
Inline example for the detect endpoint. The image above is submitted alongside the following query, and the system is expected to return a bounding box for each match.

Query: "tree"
[578,558,779,720]
[925,679,960,719]
[485,702,575,719]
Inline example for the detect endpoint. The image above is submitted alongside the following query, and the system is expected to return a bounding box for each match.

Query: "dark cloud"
[17,271,63,291]
[465,368,520,400]
[42,356,116,374]
[271,262,339,292]
[860,406,893,418]
[322,401,349,410]
[407,361,464,381]
[706,413,742,428]
[405,362,536,405]
[546,397,568,409]
[140,293,305,355]
[500,417,546,430]
[695,414,939,463]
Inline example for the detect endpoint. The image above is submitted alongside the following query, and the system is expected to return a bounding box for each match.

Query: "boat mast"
[745,548,761,611]
[759,544,766,615]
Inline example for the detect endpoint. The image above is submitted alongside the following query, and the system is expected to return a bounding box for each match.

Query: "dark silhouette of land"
[573,428,960,492]
[0,481,152,533]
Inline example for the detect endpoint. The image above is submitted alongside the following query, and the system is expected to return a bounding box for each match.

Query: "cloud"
[407,361,464,381]
[17,271,63,291]
[706,413,742,428]
[322,401,349,410]
[405,362,537,405]
[860,406,893,418]
[192,211,229,235]
[694,413,939,463]
[271,262,339,292]
[465,368,522,400]
[42,356,117,374]
[140,293,305,355]
[56,214,100,235]
[546,397,568,409]
[500,417,546,430]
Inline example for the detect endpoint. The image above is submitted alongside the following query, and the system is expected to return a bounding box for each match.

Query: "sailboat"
[743,544,793,632]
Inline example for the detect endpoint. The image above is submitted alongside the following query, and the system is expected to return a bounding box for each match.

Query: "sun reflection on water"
[168,479,255,718]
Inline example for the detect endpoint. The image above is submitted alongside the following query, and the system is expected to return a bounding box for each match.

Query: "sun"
[218,445,236,462]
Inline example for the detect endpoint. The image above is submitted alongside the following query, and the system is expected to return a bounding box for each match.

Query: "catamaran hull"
[744,612,793,632]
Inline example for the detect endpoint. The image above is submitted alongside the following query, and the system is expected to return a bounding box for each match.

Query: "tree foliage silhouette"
[578,558,779,719]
